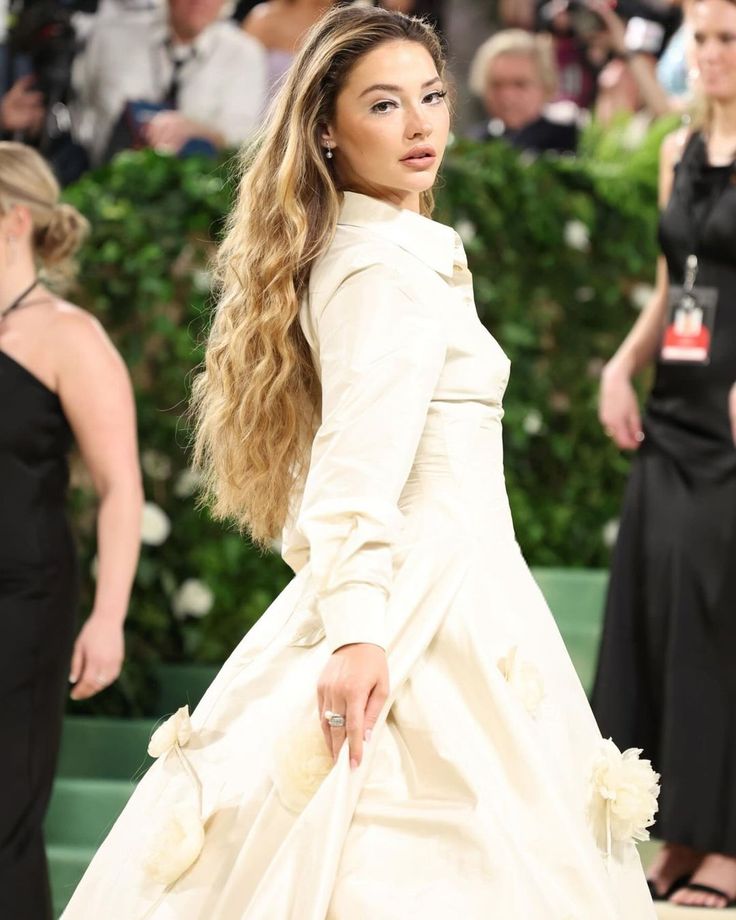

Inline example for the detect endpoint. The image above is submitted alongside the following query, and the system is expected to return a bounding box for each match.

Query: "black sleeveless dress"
[0,351,79,919]
[593,132,736,854]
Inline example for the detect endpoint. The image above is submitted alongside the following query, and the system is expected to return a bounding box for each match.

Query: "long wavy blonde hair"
[192,6,446,547]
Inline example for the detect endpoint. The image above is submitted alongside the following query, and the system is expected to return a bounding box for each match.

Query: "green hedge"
[63,120,674,714]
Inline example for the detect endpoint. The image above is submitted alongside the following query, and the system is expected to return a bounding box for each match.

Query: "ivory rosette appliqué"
[272,721,335,813]
[141,706,205,885]
[587,738,660,860]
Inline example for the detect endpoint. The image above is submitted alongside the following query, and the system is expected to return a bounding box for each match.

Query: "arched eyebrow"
[358,76,442,98]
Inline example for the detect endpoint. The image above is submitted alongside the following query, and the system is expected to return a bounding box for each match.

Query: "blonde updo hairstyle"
[0,141,89,288]
[192,6,448,547]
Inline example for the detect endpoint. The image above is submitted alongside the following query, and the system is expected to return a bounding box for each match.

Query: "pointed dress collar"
[337,191,466,280]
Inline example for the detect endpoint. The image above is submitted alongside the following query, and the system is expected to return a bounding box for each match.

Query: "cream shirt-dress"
[61,192,657,920]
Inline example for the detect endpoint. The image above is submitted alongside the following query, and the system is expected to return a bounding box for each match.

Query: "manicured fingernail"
[350,758,358,771]
[364,729,372,743]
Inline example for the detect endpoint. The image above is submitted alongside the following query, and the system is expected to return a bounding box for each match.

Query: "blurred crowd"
[0,0,693,185]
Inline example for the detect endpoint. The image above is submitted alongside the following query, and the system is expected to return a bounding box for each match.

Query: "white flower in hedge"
[148,705,193,758]
[522,410,543,436]
[630,283,654,312]
[192,268,212,293]
[173,579,214,619]
[564,220,590,252]
[272,721,334,813]
[602,518,620,548]
[174,468,203,499]
[142,798,205,885]
[575,286,594,303]
[141,502,171,546]
[587,739,660,856]
[141,449,172,481]
[455,218,477,245]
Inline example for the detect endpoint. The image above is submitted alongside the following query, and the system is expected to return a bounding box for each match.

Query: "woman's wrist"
[602,354,635,383]
[88,605,127,627]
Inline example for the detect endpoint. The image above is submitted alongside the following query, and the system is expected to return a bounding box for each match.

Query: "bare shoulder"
[48,299,107,344]
[47,299,125,371]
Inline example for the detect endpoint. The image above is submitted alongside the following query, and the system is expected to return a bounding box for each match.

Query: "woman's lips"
[400,152,437,169]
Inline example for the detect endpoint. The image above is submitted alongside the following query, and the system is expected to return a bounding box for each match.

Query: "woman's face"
[323,40,450,212]
[692,0,736,102]
[483,53,547,130]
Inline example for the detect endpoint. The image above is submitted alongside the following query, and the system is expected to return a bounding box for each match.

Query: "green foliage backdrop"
[63,122,673,713]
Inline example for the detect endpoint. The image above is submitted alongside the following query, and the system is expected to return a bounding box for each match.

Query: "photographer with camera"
[536,0,682,111]
[71,0,267,166]
[586,0,692,119]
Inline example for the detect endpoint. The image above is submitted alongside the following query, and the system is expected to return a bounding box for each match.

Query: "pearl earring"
[325,145,334,160]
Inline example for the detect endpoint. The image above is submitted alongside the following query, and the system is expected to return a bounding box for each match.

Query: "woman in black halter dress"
[0,142,142,919]
[593,0,736,906]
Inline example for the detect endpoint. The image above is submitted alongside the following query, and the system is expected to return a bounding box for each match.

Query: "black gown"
[593,132,736,854]
[0,350,78,919]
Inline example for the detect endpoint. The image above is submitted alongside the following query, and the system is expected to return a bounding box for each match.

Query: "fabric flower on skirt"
[148,706,193,758]
[497,645,545,717]
[142,705,205,885]
[143,799,205,885]
[272,721,335,813]
[587,738,660,860]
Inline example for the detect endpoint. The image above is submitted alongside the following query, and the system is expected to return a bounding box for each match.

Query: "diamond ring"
[324,710,346,728]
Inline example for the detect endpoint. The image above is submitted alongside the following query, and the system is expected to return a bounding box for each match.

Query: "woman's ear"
[319,125,335,149]
[5,203,33,240]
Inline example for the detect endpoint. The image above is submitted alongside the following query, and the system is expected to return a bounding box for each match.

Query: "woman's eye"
[371,100,397,114]
[424,90,448,104]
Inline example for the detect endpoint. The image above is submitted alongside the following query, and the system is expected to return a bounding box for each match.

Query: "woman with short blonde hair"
[0,142,142,920]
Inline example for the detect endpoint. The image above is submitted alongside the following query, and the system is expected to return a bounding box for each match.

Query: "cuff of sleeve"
[318,584,388,654]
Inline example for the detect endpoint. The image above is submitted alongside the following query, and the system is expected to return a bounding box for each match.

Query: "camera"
[4,0,100,183]
[538,0,607,40]
[7,0,99,110]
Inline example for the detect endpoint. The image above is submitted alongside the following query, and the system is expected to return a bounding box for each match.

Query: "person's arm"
[599,129,680,449]
[301,262,447,767]
[144,112,226,152]
[53,307,143,700]
[586,0,677,118]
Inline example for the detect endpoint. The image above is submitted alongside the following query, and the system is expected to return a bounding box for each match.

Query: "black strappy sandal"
[647,874,692,901]
[671,881,736,908]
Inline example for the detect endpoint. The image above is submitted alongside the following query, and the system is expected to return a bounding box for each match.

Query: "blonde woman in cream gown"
[62,9,658,920]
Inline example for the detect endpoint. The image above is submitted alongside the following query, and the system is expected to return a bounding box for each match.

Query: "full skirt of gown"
[61,410,656,920]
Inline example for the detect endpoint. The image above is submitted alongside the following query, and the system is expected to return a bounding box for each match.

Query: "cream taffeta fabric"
[61,192,656,920]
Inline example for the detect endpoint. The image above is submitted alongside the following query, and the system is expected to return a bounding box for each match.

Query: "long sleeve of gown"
[296,264,448,654]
